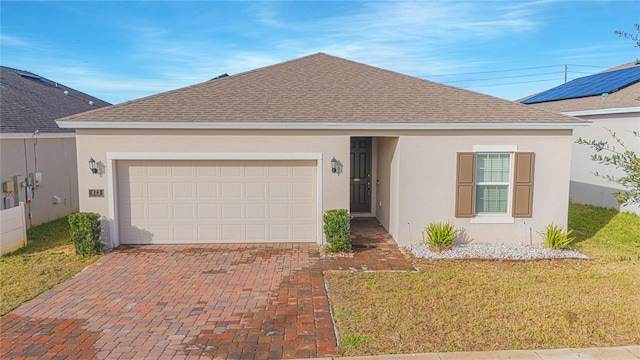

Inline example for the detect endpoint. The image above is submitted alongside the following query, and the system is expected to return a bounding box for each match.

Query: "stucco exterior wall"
[375,137,399,236]
[569,113,640,214]
[75,128,574,246]
[74,129,351,244]
[0,137,79,227]
[392,130,573,246]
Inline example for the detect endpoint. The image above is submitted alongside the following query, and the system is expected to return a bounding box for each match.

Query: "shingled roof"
[522,61,640,113]
[57,53,580,126]
[1,66,110,133]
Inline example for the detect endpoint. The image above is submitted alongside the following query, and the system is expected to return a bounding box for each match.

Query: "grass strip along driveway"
[0,217,101,316]
[326,203,640,356]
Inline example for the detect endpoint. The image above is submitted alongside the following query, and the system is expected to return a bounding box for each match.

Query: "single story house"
[0,66,110,227]
[521,61,640,214]
[57,53,587,248]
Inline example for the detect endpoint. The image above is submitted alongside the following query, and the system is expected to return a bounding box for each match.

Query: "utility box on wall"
[3,181,14,193]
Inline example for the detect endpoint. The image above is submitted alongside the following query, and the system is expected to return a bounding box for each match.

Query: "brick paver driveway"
[1,243,336,359]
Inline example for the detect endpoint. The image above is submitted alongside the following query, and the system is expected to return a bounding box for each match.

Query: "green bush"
[323,209,352,252]
[68,212,103,255]
[540,223,576,250]
[422,221,458,252]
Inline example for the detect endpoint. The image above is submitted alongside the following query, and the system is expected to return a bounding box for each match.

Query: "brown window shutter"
[512,152,535,218]
[455,153,476,217]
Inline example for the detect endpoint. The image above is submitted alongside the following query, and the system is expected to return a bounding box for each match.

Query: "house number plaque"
[89,189,104,197]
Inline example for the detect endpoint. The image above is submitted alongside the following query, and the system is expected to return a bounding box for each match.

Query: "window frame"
[470,145,516,224]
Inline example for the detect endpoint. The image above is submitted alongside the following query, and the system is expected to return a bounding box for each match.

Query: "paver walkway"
[1,219,414,359]
[1,243,336,359]
[322,218,415,271]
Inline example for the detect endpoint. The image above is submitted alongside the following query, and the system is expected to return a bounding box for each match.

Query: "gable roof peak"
[56,53,582,126]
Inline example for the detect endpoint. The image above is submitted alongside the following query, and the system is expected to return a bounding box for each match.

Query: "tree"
[614,23,640,47]
[576,129,640,206]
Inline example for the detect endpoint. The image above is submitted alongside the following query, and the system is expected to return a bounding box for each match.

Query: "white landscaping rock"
[410,243,589,260]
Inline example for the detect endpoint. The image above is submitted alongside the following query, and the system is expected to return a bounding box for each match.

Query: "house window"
[455,150,535,220]
[475,153,510,214]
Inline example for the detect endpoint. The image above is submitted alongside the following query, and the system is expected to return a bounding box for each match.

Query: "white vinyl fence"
[0,202,27,256]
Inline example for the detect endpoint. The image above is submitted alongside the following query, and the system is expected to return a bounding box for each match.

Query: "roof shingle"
[1,66,110,133]
[58,53,579,125]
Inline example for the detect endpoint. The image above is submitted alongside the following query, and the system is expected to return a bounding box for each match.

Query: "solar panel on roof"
[521,66,640,104]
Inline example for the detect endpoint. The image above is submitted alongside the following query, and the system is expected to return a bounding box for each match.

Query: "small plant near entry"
[323,209,352,252]
[540,223,576,250]
[68,212,103,255]
[422,221,458,252]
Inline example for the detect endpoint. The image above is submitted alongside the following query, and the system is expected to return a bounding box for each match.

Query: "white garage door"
[116,160,317,244]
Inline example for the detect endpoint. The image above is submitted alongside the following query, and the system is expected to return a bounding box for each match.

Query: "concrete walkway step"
[296,345,640,360]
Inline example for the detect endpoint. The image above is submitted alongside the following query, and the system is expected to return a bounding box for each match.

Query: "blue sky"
[2,1,638,104]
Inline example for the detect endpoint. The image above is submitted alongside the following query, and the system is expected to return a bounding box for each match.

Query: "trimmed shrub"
[540,223,576,250]
[422,221,458,252]
[68,212,103,255]
[323,209,352,252]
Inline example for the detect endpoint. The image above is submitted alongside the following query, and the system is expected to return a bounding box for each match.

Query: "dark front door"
[350,137,372,213]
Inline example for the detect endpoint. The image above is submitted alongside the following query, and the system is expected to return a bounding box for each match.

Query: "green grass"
[327,203,640,356]
[570,203,640,259]
[0,216,101,315]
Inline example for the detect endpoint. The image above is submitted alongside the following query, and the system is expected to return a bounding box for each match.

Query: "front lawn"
[326,203,640,356]
[0,216,101,315]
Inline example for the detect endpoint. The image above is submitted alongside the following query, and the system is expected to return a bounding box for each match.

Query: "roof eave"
[561,106,640,117]
[56,120,590,131]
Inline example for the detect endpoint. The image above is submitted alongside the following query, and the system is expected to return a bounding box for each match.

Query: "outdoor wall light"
[331,157,339,174]
[89,157,98,174]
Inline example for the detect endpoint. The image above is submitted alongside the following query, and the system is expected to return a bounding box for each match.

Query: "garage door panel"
[221,182,242,198]
[197,225,219,241]
[125,183,146,199]
[268,183,290,198]
[196,166,219,176]
[245,165,267,177]
[121,225,153,243]
[147,163,170,176]
[293,224,313,241]
[221,203,242,220]
[269,203,290,219]
[171,162,195,177]
[293,183,314,199]
[246,183,266,198]
[172,204,194,220]
[221,166,242,177]
[246,225,266,240]
[246,204,266,220]
[222,224,242,240]
[173,225,195,242]
[148,183,170,199]
[197,204,219,220]
[196,182,219,198]
[148,225,170,241]
[293,166,314,177]
[148,204,169,221]
[270,225,290,241]
[172,183,194,198]
[118,160,316,244]
[292,203,313,220]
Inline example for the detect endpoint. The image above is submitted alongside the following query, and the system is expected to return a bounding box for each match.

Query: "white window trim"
[105,152,323,247]
[470,145,516,224]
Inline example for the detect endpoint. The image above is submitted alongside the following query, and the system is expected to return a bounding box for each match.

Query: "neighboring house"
[56,53,586,248]
[0,66,110,227]
[522,62,640,214]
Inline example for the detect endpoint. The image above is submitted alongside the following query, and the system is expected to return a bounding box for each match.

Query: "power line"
[421,63,609,78]
[460,78,563,88]
[420,65,563,78]
[443,71,561,84]
[566,64,609,69]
